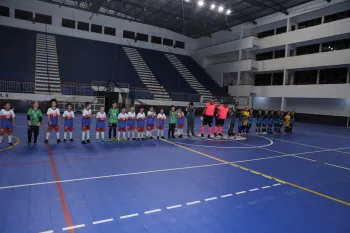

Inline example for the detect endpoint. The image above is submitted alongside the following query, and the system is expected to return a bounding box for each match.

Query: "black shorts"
[256,123,261,127]
[203,115,213,126]
[215,118,225,126]
[109,123,117,128]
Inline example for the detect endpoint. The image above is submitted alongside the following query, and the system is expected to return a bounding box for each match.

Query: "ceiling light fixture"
[198,0,205,7]
[210,3,216,10]
[218,5,224,12]
[226,9,231,15]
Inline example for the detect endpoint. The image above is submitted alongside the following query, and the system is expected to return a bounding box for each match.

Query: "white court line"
[166,204,182,209]
[235,191,246,195]
[63,224,85,231]
[120,213,139,219]
[221,194,233,198]
[92,218,114,225]
[39,231,54,233]
[144,209,161,214]
[250,171,260,175]
[186,201,201,205]
[272,183,281,187]
[292,155,316,162]
[261,186,271,189]
[323,163,350,171]
[204,197,218,201]
[249,188,259,192]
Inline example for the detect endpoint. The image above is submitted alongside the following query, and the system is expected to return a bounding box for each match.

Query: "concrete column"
[240,24,244,39]
[286,18,291,32]
[283,69,288,85]
[285,44,289,57]
[321,16,325,24]
[10,7,14,18]
[319,43,323,53]
[290,71,295,85]
[239,49,242,61]
[237,71,241,86]
[280,97,286,111]
[316,69,320,84]
[346,66,350,83]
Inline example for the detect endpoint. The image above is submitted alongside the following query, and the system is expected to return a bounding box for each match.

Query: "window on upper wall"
[294,70,317,85]
[91,24,102,34]
[322,38,350,52]
[136,33,148,42]
[35,13,52,25]
[276,26,287,34]
[274,50,285,59]
[151,36,162,44]
[319,68,348,84]
[324,9,350,23]
[123,30,135,39]
[174,41,185,49]
[257,29,275,39]
[254,73,272,86]
[62,18,76,29]
[0,5,10,17]
[104,26,116,36]
[298,17,322,29]
[296,44,319,56]
[163,38,173,46]
[15,9,33,21]
[77,21,89,31]
[272,73,283,85]
[256,52,273,61]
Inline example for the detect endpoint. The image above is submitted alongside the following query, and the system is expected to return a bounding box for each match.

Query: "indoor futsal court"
[0,115,350,233]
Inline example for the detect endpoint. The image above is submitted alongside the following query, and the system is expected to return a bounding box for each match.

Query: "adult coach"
[186,102,196,138]
[201,98,217,138]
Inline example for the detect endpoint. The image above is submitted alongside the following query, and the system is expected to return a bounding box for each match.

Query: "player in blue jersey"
[177,108,185,138]
[157,109,166,139]
[117,107,128,141]
[82,102,93,144]
[127,106,136,140]
[45,99,61,144]
[237,110,244,136]
[0,102,15,146]
[246,108,254,134]
[273,110,281,134]
[137,107,146,140]
[95,106,106,142]
[255,109,263,134]
[267,111,274,134]
[63,103,75,142]
[261,110,268,134]
[146,107,156,139]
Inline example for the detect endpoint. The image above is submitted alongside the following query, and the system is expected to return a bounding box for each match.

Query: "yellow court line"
[0,136,20,153]
[161,139,350,207]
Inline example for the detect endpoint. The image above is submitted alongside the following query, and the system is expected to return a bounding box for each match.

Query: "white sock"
[138,132,140,139]
[149,130,152,137]
[128,131,130,138]
[46,132,50,140]
[123,132,126,139]
[141,132,144,138]
[161,130,164,137]
[96,132,100,140]
[181,129,183,135]
[8,135,12,143]
[132,131,135,138]
[64,132,67,140]
[82,131,85,141]
[69,132,73,139]
[101,132,105,139]
[0,136,3,143]
[56,132,60,139]
[86,130,90,140]
[146,131,149,137]
[157,130,160,137]
[118,131,120,140]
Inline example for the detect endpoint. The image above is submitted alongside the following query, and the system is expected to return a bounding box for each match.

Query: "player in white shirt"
[117,107,128,141]
[157,109,166,139]
[136,107,146,140]
[0,102,15,146]
[146,107,156,139]
[45,99,61,143]
[82,102,94,144]
[96,106,106,142]
[127,106,136,140]
[62,103,75,142]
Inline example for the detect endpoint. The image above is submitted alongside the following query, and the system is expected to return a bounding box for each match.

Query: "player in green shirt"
[108,101,119,141]
[168,105,176,139]
[27,101,43,144]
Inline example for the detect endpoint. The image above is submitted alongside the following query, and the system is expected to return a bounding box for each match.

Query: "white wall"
[253,97,281,110]
[0,0,196,55]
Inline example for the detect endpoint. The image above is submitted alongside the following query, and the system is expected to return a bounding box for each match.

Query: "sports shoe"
[109,138,112,142]
[63,139,67,142]
[82,140,87,145]
[70,138,74,142]
[96,139,100,143]
[8,143,14,147]
[157,136,160,139]
[214,133,217,137]
[57,139,61,143]
[218,133,224,137]
[207,135,211,138]
[123,138,127,141]
[161,136,165,139]
[201,134,204,137]
[87,139,91,143]
[44,139,48,144]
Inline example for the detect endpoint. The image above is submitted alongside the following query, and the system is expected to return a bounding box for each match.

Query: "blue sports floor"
[1,114,350,233]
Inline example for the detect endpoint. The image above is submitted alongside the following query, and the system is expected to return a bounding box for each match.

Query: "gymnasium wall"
[0,0,196,56]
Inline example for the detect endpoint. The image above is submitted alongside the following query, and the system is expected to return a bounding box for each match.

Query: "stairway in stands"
[35,34,61,94]
[165,54,213,102]
[123,47,170,100]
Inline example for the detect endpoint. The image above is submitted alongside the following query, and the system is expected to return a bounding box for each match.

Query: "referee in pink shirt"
[201,98,217,138]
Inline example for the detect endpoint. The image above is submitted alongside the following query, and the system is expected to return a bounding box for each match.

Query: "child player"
[108,101,119,142]
[289,112,295,133]
[261,110,269,134]
[246,108,254,134]
[227,107,236,137]
[27,101,42,144]
[168,105,176,139]
[82,102,93,144]
[0,102,15,146]
[45,98,61,143]
[96,106,106,142]
[146,107,156,139]
[62,103,75,142]
[177,108,185,138]
[284,111,291,134]
[214,102,229,137]
[242,106,250,135]
[279,111,284,134]
[267,111,274,134]
[255,109,263,134]
[137,107,146,140]
[157,109,166,139]
[127,106,136,140]
[117,107,128,141]
[237,110,244,136]
[201,98,217,138]
[273,110,280,134]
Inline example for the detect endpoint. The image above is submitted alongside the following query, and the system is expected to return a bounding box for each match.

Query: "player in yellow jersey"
[242,106,250,135]
[284,111,291,133]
